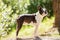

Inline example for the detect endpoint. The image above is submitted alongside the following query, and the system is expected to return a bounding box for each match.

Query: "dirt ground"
[7,36,60,40]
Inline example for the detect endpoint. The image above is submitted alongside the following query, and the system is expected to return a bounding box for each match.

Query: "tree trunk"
[53,0,60,34]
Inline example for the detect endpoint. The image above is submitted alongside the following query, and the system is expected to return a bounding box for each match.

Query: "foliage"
[0,0,53,38]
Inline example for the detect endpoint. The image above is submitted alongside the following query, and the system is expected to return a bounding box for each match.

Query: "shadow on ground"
[16,36,41,40]
[7,36,60,40]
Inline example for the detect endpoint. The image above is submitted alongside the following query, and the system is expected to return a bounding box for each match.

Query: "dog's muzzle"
[46,12,50,17]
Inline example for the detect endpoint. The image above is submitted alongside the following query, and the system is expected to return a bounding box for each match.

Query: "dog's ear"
[37,5,43,15]
[37,5,42,11]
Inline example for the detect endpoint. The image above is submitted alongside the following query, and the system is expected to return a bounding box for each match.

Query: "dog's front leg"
[34,22,39,37]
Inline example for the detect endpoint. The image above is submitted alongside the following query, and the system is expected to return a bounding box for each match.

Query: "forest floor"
[7,36,60,40]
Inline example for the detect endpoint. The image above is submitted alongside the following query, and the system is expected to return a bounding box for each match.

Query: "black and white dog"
[16,5,48,38]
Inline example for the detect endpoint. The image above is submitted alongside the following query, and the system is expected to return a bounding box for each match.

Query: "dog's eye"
[45,11,46,14]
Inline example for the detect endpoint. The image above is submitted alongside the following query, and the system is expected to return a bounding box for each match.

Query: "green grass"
[1,17,60,40]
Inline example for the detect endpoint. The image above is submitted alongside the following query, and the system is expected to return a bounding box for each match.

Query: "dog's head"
[37,5,48,17]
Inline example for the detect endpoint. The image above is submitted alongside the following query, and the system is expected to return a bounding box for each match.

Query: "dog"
[16,5,48,38]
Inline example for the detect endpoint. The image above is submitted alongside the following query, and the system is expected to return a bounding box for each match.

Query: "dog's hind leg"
[16,19,23,38]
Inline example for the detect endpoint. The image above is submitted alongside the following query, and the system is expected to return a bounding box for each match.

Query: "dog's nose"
[46,14,50,18]
[46,12,49,17]
[45,11,48,15]
[47,14,49,16]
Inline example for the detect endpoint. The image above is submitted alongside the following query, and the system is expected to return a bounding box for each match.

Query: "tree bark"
[53,0,60,34]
